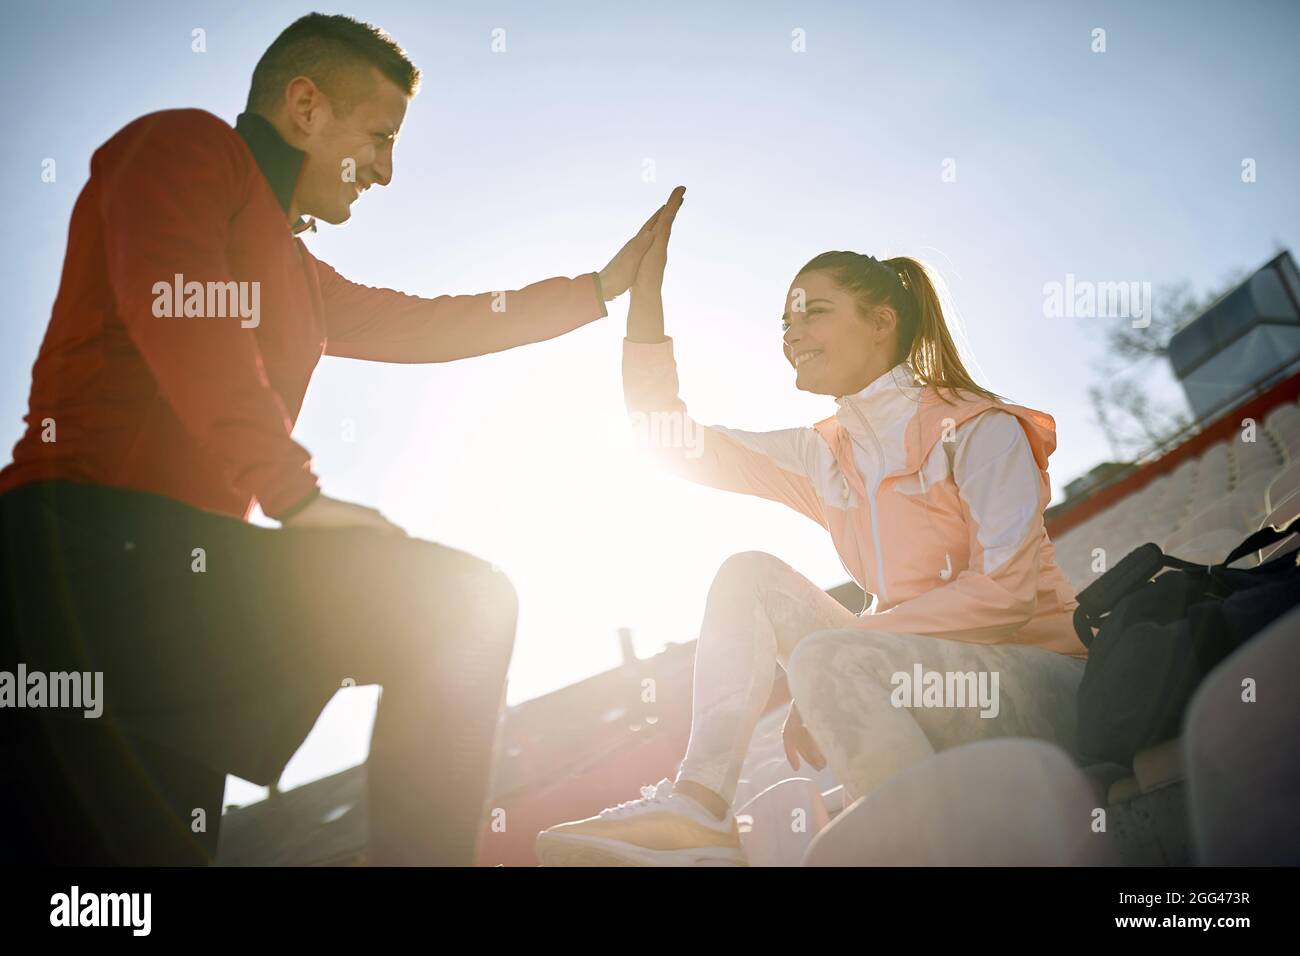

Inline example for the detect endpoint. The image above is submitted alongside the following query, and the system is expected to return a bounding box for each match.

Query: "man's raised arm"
[314,195,670,362]
[314,258,605,362]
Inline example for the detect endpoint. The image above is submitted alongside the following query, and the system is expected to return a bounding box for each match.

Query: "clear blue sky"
[4,0,1298,801]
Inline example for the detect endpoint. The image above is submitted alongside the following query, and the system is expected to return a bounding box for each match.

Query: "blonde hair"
[797,251,999,404]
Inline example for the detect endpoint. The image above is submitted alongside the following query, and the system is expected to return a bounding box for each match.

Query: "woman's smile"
[793,349,824,368]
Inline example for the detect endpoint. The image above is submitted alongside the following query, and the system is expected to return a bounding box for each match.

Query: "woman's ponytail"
[799,250,998,404]
[884,255,998,403]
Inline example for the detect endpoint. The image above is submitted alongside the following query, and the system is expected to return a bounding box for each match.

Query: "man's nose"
[370,148,393,187]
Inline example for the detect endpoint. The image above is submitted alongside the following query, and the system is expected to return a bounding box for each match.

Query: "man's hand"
[280,493,407,535]
[597,188,684,301]
[782,700,827,772]
[631,185,685,296]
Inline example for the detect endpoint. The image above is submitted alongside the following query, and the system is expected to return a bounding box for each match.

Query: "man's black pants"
[0,480,517,865]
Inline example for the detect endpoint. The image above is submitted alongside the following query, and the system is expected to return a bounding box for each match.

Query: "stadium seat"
[1231,469,1279,513]
[1257,492,1300,562]
[735,776,831,866]
[1263,400,1299,431]
[1266,460,1300,511]
[1183,606,1300,864]
[1265,405,1300,458]
[1200,443,1229,467]
[802,739,1115,865]
[1235,437,1283,477]
[1162,528,1255,566]
[1188,461,1231,512]
[1170,459,1199,485]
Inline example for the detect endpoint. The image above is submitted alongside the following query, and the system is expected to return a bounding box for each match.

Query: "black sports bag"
[1071,515,1300,766]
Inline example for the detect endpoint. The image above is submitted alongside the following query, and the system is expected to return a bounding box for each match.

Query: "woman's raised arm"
[622,187,827,527]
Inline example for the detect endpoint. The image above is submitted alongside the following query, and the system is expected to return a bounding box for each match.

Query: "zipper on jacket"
[845,402,890,605]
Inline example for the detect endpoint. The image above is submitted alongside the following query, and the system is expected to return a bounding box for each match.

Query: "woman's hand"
[632,185,685,295]
[627,185,685,343]
[782,700,826,771]
[598,189,679,301]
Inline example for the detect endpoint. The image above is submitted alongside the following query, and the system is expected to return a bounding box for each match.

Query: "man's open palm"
[598,188,683,300]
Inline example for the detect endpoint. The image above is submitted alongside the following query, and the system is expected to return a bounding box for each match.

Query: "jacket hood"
[817,362,1058,481]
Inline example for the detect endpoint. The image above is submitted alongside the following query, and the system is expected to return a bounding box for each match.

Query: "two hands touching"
[596,184,686,304]
[283,184,821,773]
[282,185,689,534]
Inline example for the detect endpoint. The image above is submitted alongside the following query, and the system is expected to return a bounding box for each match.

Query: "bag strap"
[1160,554,1209,573]
[1222,513,1300,567]
[1071,514,1300,649]
[1073,606,1097,649]
[1072,543,1170,648]
[1074,543,1162,615]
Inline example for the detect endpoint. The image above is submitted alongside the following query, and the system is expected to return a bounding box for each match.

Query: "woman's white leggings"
[676,551,1088,806]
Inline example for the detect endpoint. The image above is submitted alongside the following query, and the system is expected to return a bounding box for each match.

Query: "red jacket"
[0,109,606,519]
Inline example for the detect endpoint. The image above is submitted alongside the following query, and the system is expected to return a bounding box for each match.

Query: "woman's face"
[782,270,898,397]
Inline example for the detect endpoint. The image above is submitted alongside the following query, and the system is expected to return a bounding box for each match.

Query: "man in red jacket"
[0,13,667,865]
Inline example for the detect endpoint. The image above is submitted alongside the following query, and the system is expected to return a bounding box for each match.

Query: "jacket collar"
[833,361,923,438]
[234,112,317,236]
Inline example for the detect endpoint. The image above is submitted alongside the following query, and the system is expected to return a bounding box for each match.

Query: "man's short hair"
[246,13,420,117]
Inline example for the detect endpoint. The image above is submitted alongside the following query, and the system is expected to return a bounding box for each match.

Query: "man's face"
[293,66,409,224]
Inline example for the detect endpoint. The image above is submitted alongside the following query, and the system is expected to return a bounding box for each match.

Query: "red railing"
[1046,367,1300,538]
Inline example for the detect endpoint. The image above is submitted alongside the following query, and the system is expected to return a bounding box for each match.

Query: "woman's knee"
[786,628,833,690]
[788,628,902,686]
[710,550,790,592]
[786,629,863,706]
[703,552,794,632]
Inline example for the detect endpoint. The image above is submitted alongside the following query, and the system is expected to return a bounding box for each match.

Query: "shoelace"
[600,778,673,818]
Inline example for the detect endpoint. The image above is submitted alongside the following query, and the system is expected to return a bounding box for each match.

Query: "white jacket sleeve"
[623,337,827,528]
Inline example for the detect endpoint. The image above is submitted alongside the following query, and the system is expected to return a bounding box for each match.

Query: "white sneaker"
[535,778,748,867]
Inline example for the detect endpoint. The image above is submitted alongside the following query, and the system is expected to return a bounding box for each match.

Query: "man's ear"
[283,76,330,136]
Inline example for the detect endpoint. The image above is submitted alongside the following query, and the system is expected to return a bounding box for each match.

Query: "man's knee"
[464,561,519,642]
[341,538,519,682]
[394,537,516,616]
[418,547,518,647]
